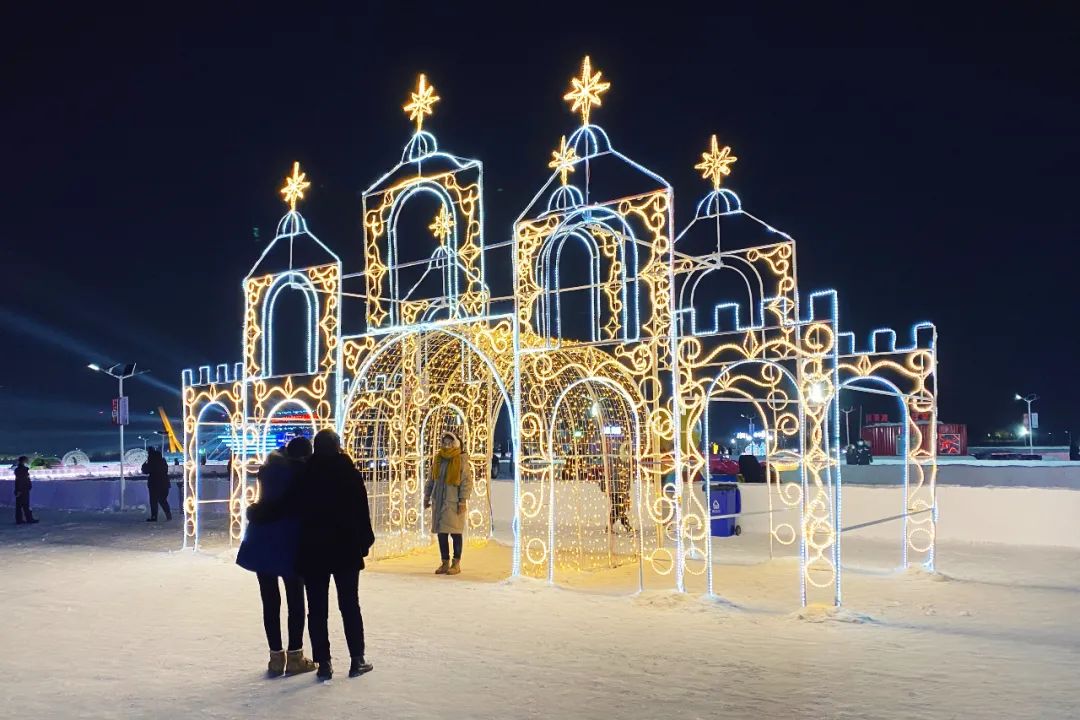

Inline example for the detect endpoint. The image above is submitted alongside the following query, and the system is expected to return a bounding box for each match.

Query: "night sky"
[3,4,1078,455]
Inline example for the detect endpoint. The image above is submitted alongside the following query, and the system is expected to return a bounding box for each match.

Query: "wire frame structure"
[180,60,938,606]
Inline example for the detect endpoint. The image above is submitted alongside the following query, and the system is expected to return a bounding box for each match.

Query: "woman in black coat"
[297,429,375,681]
[141,447,172,521]
[237,437,318,677]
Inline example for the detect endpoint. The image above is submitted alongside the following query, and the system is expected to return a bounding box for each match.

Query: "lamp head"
[88,363,101,372]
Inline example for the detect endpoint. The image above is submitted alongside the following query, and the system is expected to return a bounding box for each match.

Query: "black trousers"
[148,487,171,520]
[257,573,306,652]
[304,568,365,663]
[14,492,34,523]
[437,532,463,560]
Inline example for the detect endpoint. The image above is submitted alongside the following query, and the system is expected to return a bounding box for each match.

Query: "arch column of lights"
[547,376,646,588]
[835,324,938,570]
[696,359,806,595]
[180,376,243,549]
[179,59,937,607]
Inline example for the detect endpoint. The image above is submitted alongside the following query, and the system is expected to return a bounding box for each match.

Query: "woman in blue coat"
[237,437,317,677]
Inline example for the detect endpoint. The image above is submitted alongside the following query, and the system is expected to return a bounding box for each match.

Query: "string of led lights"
[180,57,937,607]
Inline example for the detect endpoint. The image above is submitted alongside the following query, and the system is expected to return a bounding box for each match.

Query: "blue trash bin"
[707,476,741,537]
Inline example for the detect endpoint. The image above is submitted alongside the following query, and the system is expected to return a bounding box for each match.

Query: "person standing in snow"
[297,429,375,681]
[141,447,172,521]
[424,431,472,576]
[237,437,318,677]
[604,445,634,534]
[13,456,38,525]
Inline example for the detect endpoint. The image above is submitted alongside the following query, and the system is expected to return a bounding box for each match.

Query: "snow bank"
[489,479,1080,551]
[700,484,1080,549]
[839,462,1080,488]
[0,478,230,513]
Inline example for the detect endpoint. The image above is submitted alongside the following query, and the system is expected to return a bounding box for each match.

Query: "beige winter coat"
[424,456,472,534]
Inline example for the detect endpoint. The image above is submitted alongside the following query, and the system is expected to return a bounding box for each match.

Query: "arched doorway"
[699,360,806,596]
[340,326,516,562]
[185,400,238,550]
[419,403,466,534]
[834,375,912,573]
[547,377,644,592]
[260,398,319,461]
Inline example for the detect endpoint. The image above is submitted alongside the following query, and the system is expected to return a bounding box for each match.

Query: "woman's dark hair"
[313,428,341,456]
[286,436,313,459]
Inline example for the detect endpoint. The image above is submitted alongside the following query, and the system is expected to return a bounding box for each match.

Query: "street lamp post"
[840,407,855,446]
[738,413,755,455]
[88,362,150,511]
[1015,393,1039,456]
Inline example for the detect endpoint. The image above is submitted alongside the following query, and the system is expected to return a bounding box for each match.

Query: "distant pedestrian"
[141,447,172,521]
[297,429,375,681]
[603,446,634,534]
[13,456,38,525]
[424,431,472,576]
[238,437,318,677]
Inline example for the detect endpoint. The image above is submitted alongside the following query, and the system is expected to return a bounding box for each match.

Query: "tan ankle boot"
[447,558,461,575]
[267,650,286,676]
[435,560,450,574]
[285,649,317,675]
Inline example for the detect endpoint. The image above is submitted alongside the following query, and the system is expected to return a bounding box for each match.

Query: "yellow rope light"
[403,73,440,132]
[279,161,311,211]
[694,135,737,190]
[563,55,610,126]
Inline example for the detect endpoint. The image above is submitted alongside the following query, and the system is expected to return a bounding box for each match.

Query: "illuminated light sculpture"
[61,449,90,467]
[694,135,737,190]
[835,325,938,570]
[549,135,578,186]
[181,59,937,606]
[280,161,311,211]
[403,73,440,132]
[563,55,611,126]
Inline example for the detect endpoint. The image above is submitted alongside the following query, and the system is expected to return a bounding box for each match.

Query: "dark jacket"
[141,452,171,494]
[296,452,375,575]
[14,465,31,494]
[236,451,304,578]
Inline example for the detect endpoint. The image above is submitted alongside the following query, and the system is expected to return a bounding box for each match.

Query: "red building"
[861,415,967,456]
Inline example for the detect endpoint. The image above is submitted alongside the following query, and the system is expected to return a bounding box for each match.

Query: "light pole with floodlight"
[1015,393,1039,455]
[88,362,150,511]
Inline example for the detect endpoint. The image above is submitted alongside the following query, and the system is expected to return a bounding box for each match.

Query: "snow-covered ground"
[2,510,1077,719]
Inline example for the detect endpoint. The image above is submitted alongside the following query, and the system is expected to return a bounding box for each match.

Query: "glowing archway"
[261,271,319,376]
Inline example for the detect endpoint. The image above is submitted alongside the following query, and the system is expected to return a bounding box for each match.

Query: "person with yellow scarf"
[423,431,472,575]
